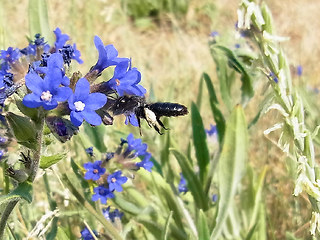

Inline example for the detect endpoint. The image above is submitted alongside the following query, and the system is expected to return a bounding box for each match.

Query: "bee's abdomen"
[148,102,188,117]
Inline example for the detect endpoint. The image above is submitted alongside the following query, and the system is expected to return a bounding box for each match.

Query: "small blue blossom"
[92,185,115,204]
[212,194,218,202]
[178,173,188,194]
[85,147,94,157]
[68,78,107,127]
[0,85,19,106]
[125,112,139,127]
[235,43,241,48]
[92,36,128,73]
[206,124,218,137]
[0,47,20,64]
[83,160,106,181]
[125,133,147,157]
[80,227,98,240]
[22,54,72,110]
[269,72,278,83]
[105,152,115,162]
[210,31,219,37]
[297,65,303,76]
[103,207,124,222]
[136,153,153,172]
[0,136,6,143]
[72,43,83,64]
[21,34,50,56]
[107,170,128,192]
[53,27,70,50]
[105,60,146,97]
[0,150,4,161]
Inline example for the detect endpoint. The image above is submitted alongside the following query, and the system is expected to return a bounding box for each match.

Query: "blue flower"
[297,65,303,76]
[205,124,218,137]
[103,207,124,222]
[92,36,128,73]
[21,34,50,56]
[210,31,219,37]
[72,43,83,64]
[107,170,128,192]
[68,78,107,126]
[269,72,278,83]
[0,150,4,161]
[178,173,188,194]
[91,186,115,204]
[124,112,139,127]
[85,147,94,157]
[136,153,153,172]
[0,136,6,143]
[22,54,72,110]
[105,60,146,96]
[59,44,83,65]
[0,47,20,63]
[83,160,106,181]
[53,27,70,50]
[80,227,98,240]
[212,194,218,202]
[125,133,147,157]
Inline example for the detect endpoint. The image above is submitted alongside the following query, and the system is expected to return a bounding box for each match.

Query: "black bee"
[111,95,188,135]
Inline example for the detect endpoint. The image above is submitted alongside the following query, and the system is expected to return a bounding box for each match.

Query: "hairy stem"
[0,111,45,239]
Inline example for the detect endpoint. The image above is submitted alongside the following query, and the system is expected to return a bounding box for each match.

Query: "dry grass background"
[2,0,320,238]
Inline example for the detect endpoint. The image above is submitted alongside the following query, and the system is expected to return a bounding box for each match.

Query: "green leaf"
[210,105,248,239]
[28,0,53,43]
[210,47,232,111]
[191,102,210,184]
[171,149,208,210]
[202,73,226,143]
[83,122,107,152]
[55,227,70,240]
[215,45,254,104]
[0,181,33,205]
[6,112,37,147]
[15,98,39,122]
[196,74,204,109]
[40,153,67,169]
[162,211,173,240]
[197,210,210,240]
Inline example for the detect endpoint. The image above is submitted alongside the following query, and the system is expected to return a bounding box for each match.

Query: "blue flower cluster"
[80,227,98,240]
[82,133,153,205]
[0,27,147,138]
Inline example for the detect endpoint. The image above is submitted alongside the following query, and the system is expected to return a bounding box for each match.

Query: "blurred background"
[1,0,320,238]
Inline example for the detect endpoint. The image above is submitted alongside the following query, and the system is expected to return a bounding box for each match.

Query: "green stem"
[0,200,18,238]
[61,174,123,240]
[0,112,45,239]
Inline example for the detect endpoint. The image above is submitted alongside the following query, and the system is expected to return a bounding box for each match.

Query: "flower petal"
[22,93,42,108]
[74,78,90,101]
[70,111,83,126]
[54,87,72,102]
[85,93,107,110]
[82,110,102,126]
[25,73,44,95]
[82,111,100,126]
[43,100,58,110]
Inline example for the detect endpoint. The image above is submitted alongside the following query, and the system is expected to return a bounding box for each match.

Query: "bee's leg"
[157,118,169,130]
[153,124,163,135]
[137,117,143,136]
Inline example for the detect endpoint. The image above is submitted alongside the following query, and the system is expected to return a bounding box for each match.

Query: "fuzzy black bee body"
[111,95,188,135]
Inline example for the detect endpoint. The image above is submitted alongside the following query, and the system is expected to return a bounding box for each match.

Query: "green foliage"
[28,0,53,43]
[40,153,67,169]
[0,181,33,204]
[121,0,190,20]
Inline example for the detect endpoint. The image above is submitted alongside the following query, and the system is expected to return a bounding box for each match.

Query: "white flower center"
[74,101,85,111]
[40,90,53,102]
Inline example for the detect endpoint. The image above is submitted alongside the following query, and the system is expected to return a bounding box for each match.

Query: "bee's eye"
[121,99,125,103]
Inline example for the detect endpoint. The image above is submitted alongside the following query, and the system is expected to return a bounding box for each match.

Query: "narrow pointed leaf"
[202,72,226,143]
[28,0,53,43]
[171,149,208,210]
[162,211,173,240]
[210,105,248,239]
[40,153,67,169]
[197,210,210,240]
[191,102,209,184]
